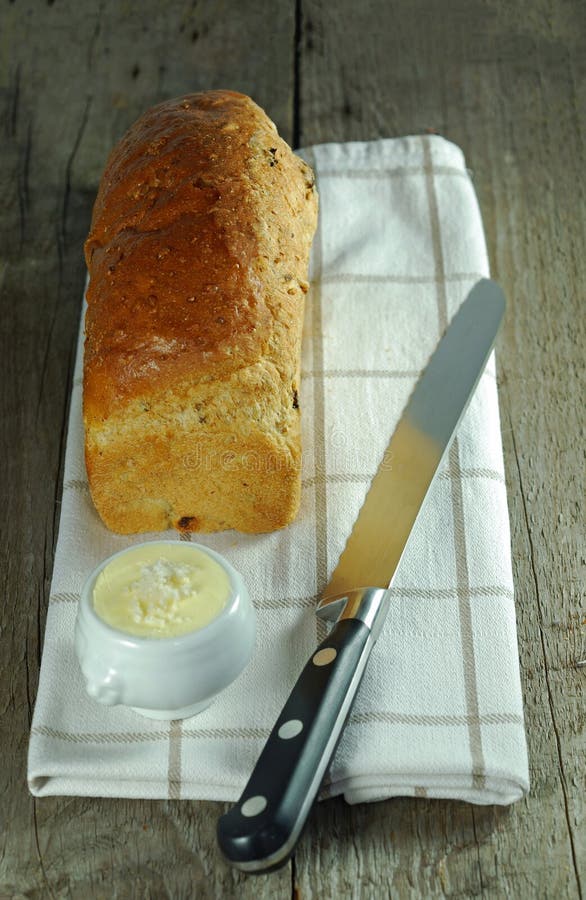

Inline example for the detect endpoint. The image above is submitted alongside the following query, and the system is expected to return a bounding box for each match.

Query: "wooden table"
[2,1,584,896]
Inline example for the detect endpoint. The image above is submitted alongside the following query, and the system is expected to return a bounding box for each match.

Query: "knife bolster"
[316,587,390,640]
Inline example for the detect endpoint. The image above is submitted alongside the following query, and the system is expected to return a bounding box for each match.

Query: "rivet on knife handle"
[216,587,390,873]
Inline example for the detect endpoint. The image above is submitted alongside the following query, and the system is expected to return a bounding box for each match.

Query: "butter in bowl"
[74,541,255,719]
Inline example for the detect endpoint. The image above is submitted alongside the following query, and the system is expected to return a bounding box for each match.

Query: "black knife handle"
[217,616,374,873]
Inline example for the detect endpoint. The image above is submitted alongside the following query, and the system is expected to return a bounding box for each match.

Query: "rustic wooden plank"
[0,1,295,897]
[2,0,584,897]
[296,0,585,897]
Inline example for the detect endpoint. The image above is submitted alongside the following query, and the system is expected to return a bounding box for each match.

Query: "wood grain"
[297,0,585,897]
[1,0,584,897]
[0,2,295,898]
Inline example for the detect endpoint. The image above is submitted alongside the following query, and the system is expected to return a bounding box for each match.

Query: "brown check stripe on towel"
[29,135,529,805]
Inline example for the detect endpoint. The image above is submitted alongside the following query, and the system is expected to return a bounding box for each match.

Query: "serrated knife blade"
[324,277,505,599]
[217,278,506,874]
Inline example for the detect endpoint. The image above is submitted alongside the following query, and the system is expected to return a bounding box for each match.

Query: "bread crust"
[83,91,317,534]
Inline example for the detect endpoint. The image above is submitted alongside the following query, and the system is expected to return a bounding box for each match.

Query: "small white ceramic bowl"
[74,541,255,720]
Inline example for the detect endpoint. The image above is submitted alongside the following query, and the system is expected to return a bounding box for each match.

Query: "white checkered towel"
[28,135,529,805]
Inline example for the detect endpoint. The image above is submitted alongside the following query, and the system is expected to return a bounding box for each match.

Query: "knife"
[217,278,505,873]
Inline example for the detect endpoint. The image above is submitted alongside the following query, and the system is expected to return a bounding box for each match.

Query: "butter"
[92,544,231,638]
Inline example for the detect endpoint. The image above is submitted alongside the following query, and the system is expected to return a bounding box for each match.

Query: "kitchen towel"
[28,135,529,805]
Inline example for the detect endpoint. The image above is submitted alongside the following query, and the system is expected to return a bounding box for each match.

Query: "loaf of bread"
[83,91,318,534]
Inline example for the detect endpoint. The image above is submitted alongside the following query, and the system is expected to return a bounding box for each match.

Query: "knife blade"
[217,278,506,873]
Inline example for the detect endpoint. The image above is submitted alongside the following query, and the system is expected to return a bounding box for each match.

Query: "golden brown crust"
[83,90,317,534]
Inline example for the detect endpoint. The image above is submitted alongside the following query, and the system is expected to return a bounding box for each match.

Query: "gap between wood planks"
[293,0,302,149]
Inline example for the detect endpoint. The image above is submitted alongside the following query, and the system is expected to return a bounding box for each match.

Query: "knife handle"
[217,615,374,873]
